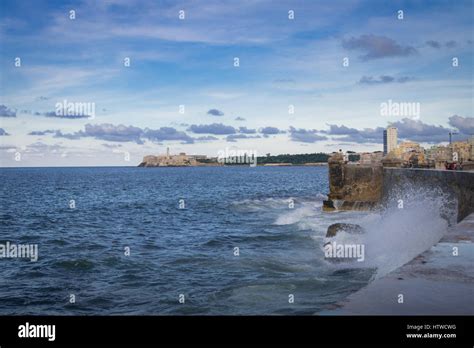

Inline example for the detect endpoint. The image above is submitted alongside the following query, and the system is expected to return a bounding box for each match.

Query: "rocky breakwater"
[323,153,383,211]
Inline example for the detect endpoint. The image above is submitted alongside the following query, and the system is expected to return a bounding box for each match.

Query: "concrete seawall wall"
[323,153,382,211]
[324,153,474,221]
[382,168,474,222]
[322,157,474,315]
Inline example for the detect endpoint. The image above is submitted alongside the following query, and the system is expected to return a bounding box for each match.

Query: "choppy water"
[0,166,447,315]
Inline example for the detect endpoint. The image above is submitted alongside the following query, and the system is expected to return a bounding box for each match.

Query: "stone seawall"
[323,153,382,211]
[321,155,474,315]
[324,153,474,221]
[383,168,474,222]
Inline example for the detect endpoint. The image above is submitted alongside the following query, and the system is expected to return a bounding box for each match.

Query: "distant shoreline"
[0,164,329,169]
[138,163,328,167]
[138,151,333,167]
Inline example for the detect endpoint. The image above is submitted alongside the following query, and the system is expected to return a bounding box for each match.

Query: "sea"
[0,166,450,315]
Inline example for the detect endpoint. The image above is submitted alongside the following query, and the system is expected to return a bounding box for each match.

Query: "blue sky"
[0,0,473,166]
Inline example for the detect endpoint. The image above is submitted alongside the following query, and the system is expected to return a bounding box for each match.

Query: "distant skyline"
[0,0,473,166]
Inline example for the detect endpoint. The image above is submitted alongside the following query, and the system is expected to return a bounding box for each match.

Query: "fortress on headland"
[138,148,212,167]
[138,149,331,167]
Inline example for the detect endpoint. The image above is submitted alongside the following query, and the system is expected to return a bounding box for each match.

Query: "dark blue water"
[0,166,372,315]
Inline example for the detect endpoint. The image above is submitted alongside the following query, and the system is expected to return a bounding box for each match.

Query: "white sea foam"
[325,186,456,278]
[234,184,455,282]
[274,202,321,225]
[231,197,293,212]
[269,185,456,280]
[232,197,323,213]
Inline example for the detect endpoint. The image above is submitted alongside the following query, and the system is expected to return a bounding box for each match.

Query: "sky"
[0,0,473,166]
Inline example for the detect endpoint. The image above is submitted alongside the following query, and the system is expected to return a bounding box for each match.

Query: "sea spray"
[271,184,457,279]
[323,184,457,278]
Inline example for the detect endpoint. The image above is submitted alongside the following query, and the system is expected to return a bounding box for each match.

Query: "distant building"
[383,126,397,155]
[427,139,472,165]
[426,145,449,161]
[397,141,423,154]
[359,151,384,165]
[452,141,471,162]
[392,140,426,167]
[470,136,474,160]
[426,145,451,168]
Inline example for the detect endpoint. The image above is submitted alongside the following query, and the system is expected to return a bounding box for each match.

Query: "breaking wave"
[326,185,456,278]
[272,184,456,280]
[231,195,325,213]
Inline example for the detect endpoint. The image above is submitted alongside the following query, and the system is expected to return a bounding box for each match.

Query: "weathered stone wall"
[324,153,474,220]
[340,165,383,201]
[324,153,382,211]
[382,168,474,222]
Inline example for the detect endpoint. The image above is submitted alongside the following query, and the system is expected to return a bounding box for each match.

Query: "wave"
[274,203,322,225]
[231,186,454,283]
[231,195,326,213]
[322,184,456,278]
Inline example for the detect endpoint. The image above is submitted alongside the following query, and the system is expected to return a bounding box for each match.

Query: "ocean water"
[0,166,448,315]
